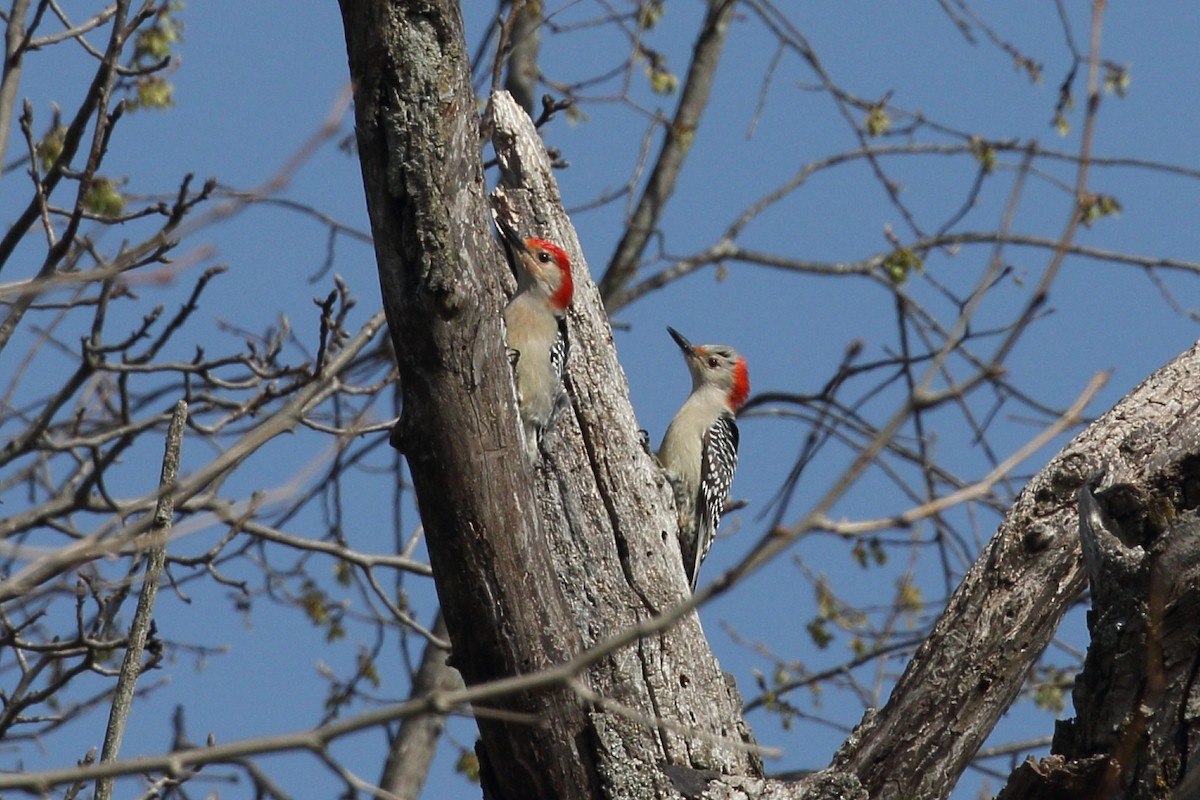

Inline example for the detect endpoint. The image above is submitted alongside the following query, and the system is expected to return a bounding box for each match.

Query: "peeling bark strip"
[338,3,758,798]
[487,90,762,788]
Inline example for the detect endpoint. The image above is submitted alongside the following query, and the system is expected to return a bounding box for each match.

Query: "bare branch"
[95,399,186,800]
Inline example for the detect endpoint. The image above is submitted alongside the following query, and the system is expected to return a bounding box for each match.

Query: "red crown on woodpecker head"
[729,357,750,410]
[526,238,573,310]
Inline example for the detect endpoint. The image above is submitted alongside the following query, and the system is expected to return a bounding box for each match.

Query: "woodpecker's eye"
[537,251,552,263]
[707,357,719,369]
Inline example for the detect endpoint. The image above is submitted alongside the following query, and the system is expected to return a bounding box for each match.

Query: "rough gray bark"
[658,345,1200,800]
[828,340,1200,799]
[337,4,757,799]
[338,3,592,796]
[995,468,1200,798]
[339,3,1200,798]
[487,90,761,795]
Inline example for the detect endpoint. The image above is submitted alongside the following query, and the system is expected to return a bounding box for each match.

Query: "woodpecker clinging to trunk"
[496,216,573,456]
[657,326,749,591]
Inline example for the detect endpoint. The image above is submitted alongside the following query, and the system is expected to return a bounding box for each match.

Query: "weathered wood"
[487,90,762,791]
[832,341,1200,799]
[337,3,593,797]
[338,2,1200,797]
[680,345,1200,800]
[996,446,1200,799]
[337,3,759,797]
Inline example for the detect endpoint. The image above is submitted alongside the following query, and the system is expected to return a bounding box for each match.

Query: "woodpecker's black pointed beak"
[494,214,529,254]
[667,326,695,356]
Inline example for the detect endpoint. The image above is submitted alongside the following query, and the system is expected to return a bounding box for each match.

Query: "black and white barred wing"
[693,412,739,587]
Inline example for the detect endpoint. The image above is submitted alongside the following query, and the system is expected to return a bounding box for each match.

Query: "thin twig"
[813,371,1107,535]
[94,399,186,800]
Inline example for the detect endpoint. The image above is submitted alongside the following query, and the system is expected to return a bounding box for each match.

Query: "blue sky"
[3,2,1200,798]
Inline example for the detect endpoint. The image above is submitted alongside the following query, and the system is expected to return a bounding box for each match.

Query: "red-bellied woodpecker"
[496,217,573,456]
[657,326,749,590]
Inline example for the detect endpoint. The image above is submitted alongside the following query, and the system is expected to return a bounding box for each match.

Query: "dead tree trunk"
[827,341,1200,800]
[996,452,1200,798]
[338,4,758,798]
[339,3,1200,799]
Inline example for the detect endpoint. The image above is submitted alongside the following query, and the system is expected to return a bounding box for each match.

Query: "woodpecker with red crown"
[495,216,574,457]
[657,326,749,591]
